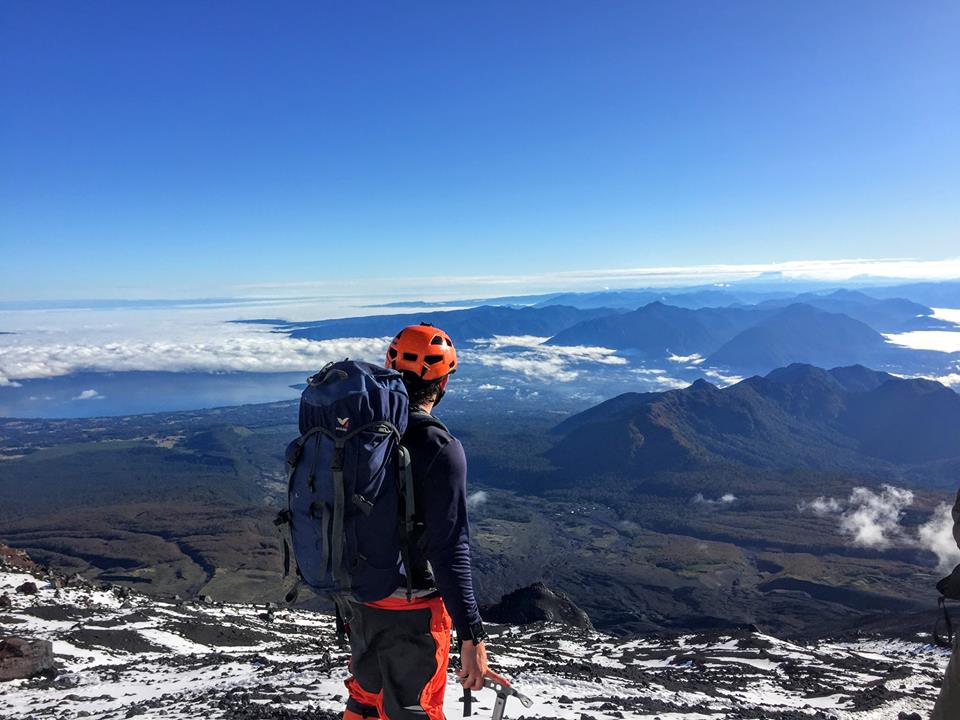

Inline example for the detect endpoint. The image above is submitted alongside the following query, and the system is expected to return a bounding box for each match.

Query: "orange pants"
[343,595,452,720]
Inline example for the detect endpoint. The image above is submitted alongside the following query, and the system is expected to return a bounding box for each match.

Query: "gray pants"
[933,635,960,720]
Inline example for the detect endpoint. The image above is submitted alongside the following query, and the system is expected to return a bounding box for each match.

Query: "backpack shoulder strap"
[395,410,448,602]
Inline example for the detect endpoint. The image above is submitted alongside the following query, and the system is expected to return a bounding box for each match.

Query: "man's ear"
[433,375,450,407]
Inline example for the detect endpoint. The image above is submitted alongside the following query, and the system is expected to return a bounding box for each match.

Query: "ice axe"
[461,672,534,720]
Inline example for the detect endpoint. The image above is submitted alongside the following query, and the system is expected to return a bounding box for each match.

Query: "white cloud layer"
[885,331,960,353]
[935,373,960,389]
[236,257,960,295]
[884,308,960,353]
[800,484,960,571]
[0,334,391,385]
[461,336,627,383]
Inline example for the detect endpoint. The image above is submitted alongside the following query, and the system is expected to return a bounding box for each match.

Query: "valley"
[2,365,956,638]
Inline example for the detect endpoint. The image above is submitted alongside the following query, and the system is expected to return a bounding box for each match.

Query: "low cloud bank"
[933,371,960,389]
[463,336,627,383]
[884,331,960,354]
[0,335,391,386]
[800,484,960,572]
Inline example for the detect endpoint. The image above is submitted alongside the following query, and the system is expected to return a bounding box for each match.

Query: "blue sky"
[2,1,958,300]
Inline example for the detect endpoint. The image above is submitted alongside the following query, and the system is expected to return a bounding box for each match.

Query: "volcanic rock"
[0,637,56,681]
[15,581,38,595]
[0,545,41,574]
[484,581,594,629]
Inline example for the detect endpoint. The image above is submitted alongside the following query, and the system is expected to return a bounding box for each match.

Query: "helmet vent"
[430,336,444,345]
[388,348,398,359]
[424,354,443,365]
[402,352,419,361]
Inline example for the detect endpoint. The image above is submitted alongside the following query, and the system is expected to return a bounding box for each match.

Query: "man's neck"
[414,401,435,415]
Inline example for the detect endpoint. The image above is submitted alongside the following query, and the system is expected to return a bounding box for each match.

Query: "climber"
[343,323,492,720]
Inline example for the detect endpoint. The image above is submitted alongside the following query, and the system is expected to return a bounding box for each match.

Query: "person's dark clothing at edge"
[932,490,960,718]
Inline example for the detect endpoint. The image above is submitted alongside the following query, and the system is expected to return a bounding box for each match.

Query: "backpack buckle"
[352,494,375,515]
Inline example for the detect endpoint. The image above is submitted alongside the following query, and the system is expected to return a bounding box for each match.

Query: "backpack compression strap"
[330,420,403,623]
[396,443,415,601]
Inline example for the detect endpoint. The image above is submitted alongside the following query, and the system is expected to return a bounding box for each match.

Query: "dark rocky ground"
[0,548,949,720]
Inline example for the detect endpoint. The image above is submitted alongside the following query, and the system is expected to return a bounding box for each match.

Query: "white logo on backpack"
[336,417,350,431]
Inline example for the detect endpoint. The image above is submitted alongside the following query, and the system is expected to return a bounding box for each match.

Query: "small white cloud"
[651,376,690,390]
[799,485,959,565]
[668,352,705,365]
[466,491,488,510]
[477,383,505,391]
[701,368,743,387]
[73,389,104,401]
[839,486,914,549]
[632,367,690,390]
[692,492,737,506]
[918,503,960,573]
[798,496,843,515]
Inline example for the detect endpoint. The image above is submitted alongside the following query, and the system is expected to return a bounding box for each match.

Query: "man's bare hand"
[456,640,489,690]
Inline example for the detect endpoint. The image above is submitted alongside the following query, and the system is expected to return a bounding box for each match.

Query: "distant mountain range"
[546,292,953,373]
[239,285,958,378]
[546,301,768,355]
[752,289,949,333]
[705,303,900,373]
[531,288,787,310]
[412,279,960,314]
[548,363,960,481]
[261,304,619,342]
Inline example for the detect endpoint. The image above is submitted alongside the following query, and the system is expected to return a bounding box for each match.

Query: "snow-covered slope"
[0,565,949,719]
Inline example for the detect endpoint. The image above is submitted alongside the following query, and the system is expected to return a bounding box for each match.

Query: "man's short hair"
[403,374,441,409]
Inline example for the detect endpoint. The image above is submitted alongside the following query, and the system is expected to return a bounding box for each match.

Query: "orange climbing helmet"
[386,323,457,382]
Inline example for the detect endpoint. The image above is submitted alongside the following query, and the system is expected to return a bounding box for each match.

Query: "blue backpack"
[275,360,415,620]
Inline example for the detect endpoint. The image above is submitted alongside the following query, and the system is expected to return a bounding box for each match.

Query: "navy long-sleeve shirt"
[403,411,482,637]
